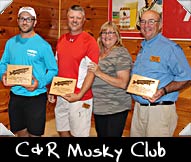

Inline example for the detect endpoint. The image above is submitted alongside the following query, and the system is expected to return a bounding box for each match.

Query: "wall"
[0,0,191,136]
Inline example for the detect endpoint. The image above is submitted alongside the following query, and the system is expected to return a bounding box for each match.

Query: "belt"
[140,101,174,106]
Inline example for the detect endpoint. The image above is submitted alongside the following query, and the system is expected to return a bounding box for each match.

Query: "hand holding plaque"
[49,77,76,96]
[6,64,32,85]
[127,74,160,98]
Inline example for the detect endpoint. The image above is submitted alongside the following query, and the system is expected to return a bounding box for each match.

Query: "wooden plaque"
[7,65,32,85]
[49,77,76,96]
[127,74,160,98]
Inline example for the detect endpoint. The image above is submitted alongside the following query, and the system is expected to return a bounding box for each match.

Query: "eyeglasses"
[101,31,116,36]
[139,19,160,25]
[18,17,35,23]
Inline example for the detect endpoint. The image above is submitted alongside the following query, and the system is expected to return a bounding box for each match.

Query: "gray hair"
[67,5,85,16]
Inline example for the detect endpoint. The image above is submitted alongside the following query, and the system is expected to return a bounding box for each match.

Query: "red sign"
[163,0,191,40]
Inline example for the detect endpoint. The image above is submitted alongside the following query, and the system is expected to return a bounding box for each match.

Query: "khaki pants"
[130,102,178,137]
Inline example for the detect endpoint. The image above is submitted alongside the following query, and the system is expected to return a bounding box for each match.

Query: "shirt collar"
[142,33,162,47]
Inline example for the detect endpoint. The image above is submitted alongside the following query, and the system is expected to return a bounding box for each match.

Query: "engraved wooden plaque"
[7,65,32,85]
[49,77,76,96]
[127,74,160,98]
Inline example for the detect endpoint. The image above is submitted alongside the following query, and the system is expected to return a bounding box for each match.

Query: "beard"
[18,25,33,33]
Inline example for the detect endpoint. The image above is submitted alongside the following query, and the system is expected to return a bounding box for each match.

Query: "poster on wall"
[108,0,163,39]
[109,0,191,40]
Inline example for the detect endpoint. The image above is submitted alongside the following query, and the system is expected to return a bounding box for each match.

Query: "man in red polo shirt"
[49,5,99,137]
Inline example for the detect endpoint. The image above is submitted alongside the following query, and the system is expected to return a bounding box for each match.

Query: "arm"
[63,71,95,102]
[37,45,58,89]
[88,62,130,89]
[77,71,95,98]
[163,81,191,94]
[147,80,190,103]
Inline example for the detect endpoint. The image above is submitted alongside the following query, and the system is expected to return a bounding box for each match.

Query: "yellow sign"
[125,0,138,30]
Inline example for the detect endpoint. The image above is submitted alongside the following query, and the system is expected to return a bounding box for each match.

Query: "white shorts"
[54,96,93,137]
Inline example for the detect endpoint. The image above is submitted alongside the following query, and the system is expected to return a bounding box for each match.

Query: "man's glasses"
[101,31,116,36]
[139,19,160,25]
[18,17,35,23]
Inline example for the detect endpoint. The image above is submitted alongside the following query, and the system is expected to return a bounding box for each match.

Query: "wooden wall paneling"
[0,112,9,128]
[12,0,59,8]
[0,88,10,112]
[36,19,59,30]
[0,82,5,88]
[34,18,59,50]
[0,39,8,58]
[84,6,108,18]
[61,0,82,8]
[122,39,141,61]
[61,0,108,8]
[174,98,191,136]
[0,88,10,127]
[0,14,18,27]
[179,86,191,99]
[59,19,68,30]
[35,28,58,40]
[175,41,191,65]
[0,26,19,58]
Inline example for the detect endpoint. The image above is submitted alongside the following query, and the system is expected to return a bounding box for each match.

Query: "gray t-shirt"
[92,46,132,115]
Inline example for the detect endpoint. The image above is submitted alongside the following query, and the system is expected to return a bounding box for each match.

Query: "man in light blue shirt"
[130,10,191,137]
[0,7,58,137]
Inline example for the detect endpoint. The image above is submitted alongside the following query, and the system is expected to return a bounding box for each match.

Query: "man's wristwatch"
[162,87,168,95]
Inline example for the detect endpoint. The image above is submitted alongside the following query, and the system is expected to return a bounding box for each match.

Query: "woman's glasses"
[101,31,116,36]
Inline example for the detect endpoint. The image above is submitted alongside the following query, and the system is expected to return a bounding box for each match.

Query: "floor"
[43,118,130,137]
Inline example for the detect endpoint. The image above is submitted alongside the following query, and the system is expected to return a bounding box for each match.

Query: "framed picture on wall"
[108,0,163,39]
[108,0,191,40]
